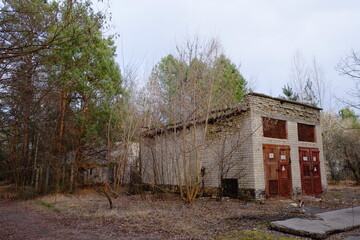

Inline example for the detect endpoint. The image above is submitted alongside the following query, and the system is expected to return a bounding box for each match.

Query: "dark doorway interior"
[222,178,239,198]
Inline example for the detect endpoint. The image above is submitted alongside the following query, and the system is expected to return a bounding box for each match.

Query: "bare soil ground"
[0,182,359,240]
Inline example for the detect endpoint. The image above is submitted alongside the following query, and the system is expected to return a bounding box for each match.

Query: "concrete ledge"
[270,207,360,239]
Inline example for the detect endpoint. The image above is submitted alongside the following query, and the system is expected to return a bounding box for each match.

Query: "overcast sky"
[95,0,360,111]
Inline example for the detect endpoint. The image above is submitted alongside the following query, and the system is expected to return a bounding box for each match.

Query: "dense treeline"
[0,0,248,200]
[322,109,360,183]
[0,0,123,194]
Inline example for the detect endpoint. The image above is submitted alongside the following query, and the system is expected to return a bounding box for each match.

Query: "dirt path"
[0,200,100,240]
[0,200,57,240]
[0,198,149,240]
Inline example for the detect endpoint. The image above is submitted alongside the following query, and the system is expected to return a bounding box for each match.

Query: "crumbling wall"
[140,110,255,193]
[246,93,327,197]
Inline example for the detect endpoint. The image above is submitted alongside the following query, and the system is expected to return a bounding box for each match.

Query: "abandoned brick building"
[140,93,327,199]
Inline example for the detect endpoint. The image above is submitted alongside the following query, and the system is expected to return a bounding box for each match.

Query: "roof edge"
[246,92,323,111]
[142,105,249,137]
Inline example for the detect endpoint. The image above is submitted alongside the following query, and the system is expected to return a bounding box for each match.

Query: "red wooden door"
[310,150,322,196]
[299,148,322,196]
[263,145,292,197]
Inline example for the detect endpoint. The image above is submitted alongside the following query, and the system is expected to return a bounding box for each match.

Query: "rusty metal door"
[263,145,292,197]
[299,147,322,196]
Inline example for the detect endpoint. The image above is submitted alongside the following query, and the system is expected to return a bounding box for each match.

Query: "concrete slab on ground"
[343,235,360,240]
[270,206,360,239]
[303,206,329,215]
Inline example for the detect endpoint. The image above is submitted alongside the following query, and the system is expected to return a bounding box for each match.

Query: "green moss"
[215,230,299,240]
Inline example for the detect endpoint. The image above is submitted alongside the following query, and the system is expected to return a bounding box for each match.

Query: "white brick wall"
[141,111,255,189]
[247,94,327,195]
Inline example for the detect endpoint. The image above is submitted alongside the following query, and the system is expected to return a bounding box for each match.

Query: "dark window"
[263,117,287,139]
[298,123,316,142]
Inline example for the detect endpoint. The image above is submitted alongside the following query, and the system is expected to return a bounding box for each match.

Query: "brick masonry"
[140,93,327,199]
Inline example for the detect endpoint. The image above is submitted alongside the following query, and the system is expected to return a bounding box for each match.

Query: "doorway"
[263,145,292,197]
[299,147,322,196]
[222,178,238,198]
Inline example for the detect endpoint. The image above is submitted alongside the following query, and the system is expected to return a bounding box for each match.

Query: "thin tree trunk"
[22,117,29,186]
[39,166,43,192]
[44,165,50,193]
[31,133,39,186]
[59,90,67,143]
[54,90,67,192]
[35,167,39,190]
[61,165,66,188]
[70,165,74,192]
[22,58,34,186]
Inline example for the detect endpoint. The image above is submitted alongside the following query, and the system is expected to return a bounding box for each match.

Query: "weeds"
[323,191,344,199]
[36,200,61,213]
[215,230,299,240]
[18,187,39,200]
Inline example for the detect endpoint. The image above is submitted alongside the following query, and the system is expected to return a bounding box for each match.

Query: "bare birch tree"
[290,51,309,102]
[286,51,327,108]
[338,50,360,110]
[143,37,248,202]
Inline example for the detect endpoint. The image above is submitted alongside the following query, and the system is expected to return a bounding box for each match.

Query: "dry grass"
[1,182,360,240]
